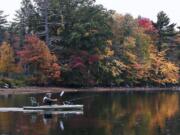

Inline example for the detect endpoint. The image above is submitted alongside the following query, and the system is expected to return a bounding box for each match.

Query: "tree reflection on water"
[0,92,179,135]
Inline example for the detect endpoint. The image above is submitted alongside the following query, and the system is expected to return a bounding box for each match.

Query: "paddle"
[60,91,69,105]
[60,91,64,97]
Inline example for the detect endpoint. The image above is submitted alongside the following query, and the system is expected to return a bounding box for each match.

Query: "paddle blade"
[60,121,64,131]
[60,91,64,97]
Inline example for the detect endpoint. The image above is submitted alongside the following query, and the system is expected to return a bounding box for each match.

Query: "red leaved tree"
[63,50,100,86]
[18,36,60,85]
[138,17,157,33]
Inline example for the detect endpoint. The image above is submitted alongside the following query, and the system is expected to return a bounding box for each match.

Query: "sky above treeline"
[0,0,179,26]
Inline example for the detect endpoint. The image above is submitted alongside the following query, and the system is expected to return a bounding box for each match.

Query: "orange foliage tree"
[18,36,60,85]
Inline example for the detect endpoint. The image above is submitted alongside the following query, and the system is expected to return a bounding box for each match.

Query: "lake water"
[0,91,180,135]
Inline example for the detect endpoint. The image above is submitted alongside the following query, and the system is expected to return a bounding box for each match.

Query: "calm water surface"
[0,91,180,135]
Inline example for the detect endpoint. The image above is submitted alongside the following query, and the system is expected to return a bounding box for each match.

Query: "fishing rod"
[59,91,99,104]
[64,95,99,102]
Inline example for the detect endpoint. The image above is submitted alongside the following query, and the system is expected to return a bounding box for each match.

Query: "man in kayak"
[43,93,58,105]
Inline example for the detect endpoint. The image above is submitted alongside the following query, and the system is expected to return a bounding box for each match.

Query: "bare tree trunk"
[44,0,49,46]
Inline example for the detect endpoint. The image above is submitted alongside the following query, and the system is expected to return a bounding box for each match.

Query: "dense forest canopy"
[0,0,179,87]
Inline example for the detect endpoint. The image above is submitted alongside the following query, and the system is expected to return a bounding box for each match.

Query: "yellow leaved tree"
[148,45,179,84]
[0,42,20,76]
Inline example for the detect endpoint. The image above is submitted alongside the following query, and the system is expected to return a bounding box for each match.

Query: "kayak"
[0,107,83,114]
[23,104,84,111]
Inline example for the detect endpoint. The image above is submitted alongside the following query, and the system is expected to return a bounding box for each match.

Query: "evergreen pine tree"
[154,11,177,51]
[0,10,7,43]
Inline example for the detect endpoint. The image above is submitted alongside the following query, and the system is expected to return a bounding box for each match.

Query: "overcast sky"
[96,0,180,25]
[0,0,21,21]
[0,0,179,25]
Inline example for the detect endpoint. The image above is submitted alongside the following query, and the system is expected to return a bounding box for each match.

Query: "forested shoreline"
[0,0,179,88]
[0,87,180,95]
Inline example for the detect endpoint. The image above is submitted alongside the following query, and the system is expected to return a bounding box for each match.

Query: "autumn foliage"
[148,45,179,84]
[61,50,100,86]
[0,2,179,87]
[111,14,179,86]
[18,36,60,85]
[138,17,156,32]
[0,42,22,76]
